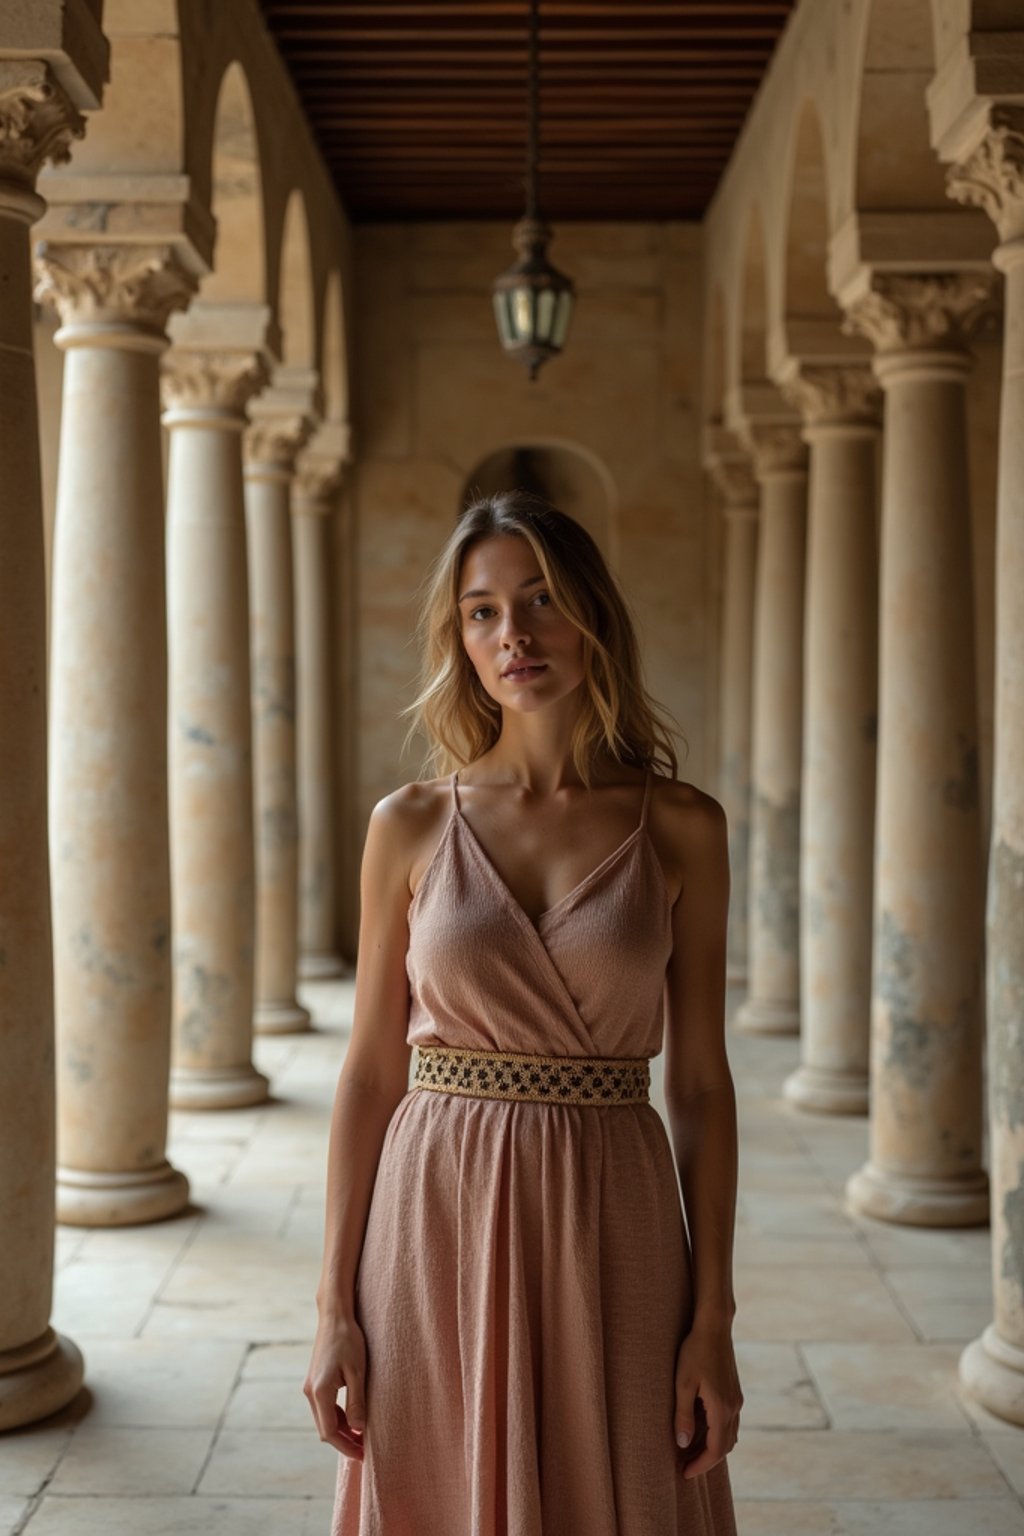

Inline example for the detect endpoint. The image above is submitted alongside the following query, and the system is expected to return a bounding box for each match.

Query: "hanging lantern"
[492,0,575,381]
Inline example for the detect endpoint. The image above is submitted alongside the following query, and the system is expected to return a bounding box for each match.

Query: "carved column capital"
[244,414,315,474]
[947,108,1024,246]
[33,242,197,336]
[745,424,808,478]
[706,453,758,516]
[841,272,999,357]
[778,364,882,430]
[161,349,270,418]
[293,456,346,513]
[0,61,84,193]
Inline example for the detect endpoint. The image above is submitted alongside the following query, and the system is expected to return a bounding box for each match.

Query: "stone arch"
[461,442,615,559]
[201,60,267,305]
[852,0,947,211]
[738,205,769,387]
[321,267,348,426]
[705,286,728,427]
[277,189,315,369]
[782,99,838,329]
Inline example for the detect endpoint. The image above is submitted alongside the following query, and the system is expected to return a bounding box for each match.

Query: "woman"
[305,490,742,1534]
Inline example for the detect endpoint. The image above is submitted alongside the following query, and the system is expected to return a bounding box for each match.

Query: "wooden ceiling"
[257,1,797,222]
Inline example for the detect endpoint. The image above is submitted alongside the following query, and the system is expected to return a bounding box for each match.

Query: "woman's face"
[456,533,586,712]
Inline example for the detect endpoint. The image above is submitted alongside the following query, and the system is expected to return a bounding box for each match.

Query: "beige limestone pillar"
[707,451,759,987]
[949,111,1024,1420]
[734,427,808,1035]
[162,351,271,1109]
[779,367,881,1115]
[293,455,347,980]
[842,273,992,1226]
[243,411,313,1034]
[0,55,91,1429]
[35,243,196,1225]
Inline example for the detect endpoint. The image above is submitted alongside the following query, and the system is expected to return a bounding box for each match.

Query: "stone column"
[243,411,313,1034]
[162,351,271,1109]
[949,111,1024,1418]
[34,243,196,1225]
[779,366,881,1115]
[842,273,993,1226]
[293,455,347,980]
[734,427,808,1035]
[707,451,759,987]
[0,59,86,1428]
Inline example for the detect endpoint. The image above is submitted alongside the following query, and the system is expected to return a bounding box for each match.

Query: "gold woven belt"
[413,1044,650,1105]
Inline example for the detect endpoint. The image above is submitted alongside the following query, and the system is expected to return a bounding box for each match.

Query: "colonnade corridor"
[0,982,1017,1535]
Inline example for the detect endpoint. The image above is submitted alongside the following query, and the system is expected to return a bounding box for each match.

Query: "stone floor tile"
[738,1189,862,1240]
[733,1231,870,1269]
[143,1295,317,1343]
[801,1341,970,1430]
[0,1498,30,1536]
[981,1430,1024,1498]
[733,1266,918,1343]
[729,1428,1009,1500]
[242,1343,315,1380]
[0,1421,73,1498]
[734,1499,1024,1534]
[852,1219,995,1269]
[63,1340,245,1428]
[884,1265,995,1342]
[22,1496,334,1536]
[47,1426,214,1496]
[52,1258,179,1339]
[732,1342,827,1429]
[222,1377,313,1431]
[196,1428,338,1498]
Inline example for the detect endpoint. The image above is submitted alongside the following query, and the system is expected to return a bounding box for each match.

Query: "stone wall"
[337,220,709,956]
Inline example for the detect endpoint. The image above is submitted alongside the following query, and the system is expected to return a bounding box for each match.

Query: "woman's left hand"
[673,1320,743,1479]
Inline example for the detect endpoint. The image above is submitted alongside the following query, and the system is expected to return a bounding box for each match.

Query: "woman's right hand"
[303,1312,368,1460]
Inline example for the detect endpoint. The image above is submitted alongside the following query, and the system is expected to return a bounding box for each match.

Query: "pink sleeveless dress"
[331,768,737,1535]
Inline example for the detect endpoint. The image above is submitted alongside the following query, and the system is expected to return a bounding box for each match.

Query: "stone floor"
[2,978,1022,1534]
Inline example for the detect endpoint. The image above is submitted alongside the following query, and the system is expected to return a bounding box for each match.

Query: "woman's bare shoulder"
[648,775,728,892]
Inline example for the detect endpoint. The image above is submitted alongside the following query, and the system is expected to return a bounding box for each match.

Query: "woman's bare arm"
[304,785,427,1455]
[660,787,737,1327]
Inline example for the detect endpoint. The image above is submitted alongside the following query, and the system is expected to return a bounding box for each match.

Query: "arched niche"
[321,267,348,425]
[461,444,613,559]
[278,189,315,369]
[854,0,947,210]
[202,61,266,305]
[783,99,839,329]
[705,286,727,426]
[739,207,768,384]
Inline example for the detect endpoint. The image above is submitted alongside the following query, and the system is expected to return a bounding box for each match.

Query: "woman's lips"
[502,663,548,682]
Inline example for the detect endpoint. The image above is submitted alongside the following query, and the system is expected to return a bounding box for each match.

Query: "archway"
[462,444,613,558]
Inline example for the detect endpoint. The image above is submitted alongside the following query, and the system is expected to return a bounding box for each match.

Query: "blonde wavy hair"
[399,489,685,788]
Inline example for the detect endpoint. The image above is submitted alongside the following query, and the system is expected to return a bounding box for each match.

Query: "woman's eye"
[533,592,550,606]
[469,606,493,621]
[469,593,549,621]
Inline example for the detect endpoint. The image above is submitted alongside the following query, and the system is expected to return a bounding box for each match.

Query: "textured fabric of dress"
[331,767,738,1536]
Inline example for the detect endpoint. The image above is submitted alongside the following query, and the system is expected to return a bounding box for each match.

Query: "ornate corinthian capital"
[947,109,1024,244]
[244,415,314,472]
[842,272,998,355]
[33,243,197,332]
[778,365,881,427]
[161,350,269,416]
[706,453,758,512]
[0,62,84,187]
[294,457,346,510]
[745,424,807,477]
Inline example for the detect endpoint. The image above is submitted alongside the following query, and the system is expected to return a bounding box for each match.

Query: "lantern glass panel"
[552,292,573,349]
[493,291,513,348]
[513,286,534,340]
[536,288,556,343]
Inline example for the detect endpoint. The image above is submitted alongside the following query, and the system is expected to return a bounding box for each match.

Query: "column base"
[734,995,799,1035]
[169,1063,270,1111]
[959,1324,1024,1427]
[0,1327,85,1432]
[782,1063,869,1116]
[56,1160,191,1228]
[254,999,313,1036]
[299,950,349,981]
[845,1159,989,1227]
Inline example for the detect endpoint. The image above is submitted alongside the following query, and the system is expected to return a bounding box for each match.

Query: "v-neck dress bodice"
[331,767,738,1536]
